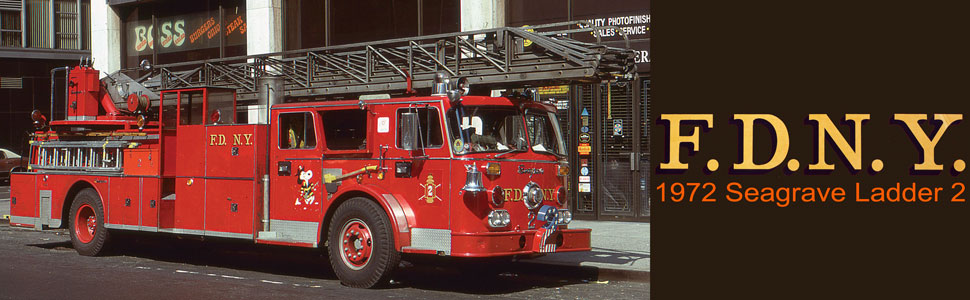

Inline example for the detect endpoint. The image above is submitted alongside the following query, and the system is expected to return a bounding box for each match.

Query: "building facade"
[81,0,651,221]
[0,0,91,158]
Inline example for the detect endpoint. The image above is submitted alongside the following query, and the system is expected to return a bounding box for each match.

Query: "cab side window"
[322,109,367,150]
[279,112,316,149]
[397,107,443,148]
[179,91,204,125]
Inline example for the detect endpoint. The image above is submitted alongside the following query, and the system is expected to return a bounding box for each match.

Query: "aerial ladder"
[104,21,637,104]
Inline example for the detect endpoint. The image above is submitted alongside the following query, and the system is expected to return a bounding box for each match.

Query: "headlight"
[522,182,543,210]
[491,185,505,206]
[487,209,511,228]
[556,210,572,225]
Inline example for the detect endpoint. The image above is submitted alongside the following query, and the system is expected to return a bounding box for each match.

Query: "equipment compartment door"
[108,177,140,226]
[205,179,255,236]
[174,177,205,231]
[141,178,159,229]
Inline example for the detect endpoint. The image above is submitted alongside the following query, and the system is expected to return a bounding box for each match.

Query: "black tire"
[327,197,400,288]
[69,188,111,256]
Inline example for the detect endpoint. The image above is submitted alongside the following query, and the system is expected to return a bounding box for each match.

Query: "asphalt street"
[0,185,648,299]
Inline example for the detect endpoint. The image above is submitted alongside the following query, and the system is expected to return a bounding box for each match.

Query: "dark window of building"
[283,0,457,51]
[283,0,325,50]
[279,112,316,149]
[26,0,52,48]
[421,0,459,35]
[506,0,568,27]
[397,107,443,149]
[321,109,367,150]
[0,10,23,47]
[329,0,418,45]
[54,0,79,49]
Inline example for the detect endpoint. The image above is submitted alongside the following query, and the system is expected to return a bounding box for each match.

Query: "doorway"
[571,78,649,222]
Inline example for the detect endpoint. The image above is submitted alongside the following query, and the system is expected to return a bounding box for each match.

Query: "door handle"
[278,161,292,176]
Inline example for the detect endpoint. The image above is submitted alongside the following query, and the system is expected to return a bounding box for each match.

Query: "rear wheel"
[327,198,400,288]
[69,188,110,256]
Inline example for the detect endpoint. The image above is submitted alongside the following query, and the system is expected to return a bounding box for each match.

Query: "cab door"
[267,110,323,243]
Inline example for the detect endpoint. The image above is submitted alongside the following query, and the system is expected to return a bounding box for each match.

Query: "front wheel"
[69,188,110,256]
[327,198,400,288]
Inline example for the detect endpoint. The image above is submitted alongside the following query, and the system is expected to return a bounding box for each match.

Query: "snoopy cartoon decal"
[296,166,319,209]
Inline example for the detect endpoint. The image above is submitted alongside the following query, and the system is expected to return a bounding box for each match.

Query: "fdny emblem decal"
[419,174,442,204]
[296,166,319,209]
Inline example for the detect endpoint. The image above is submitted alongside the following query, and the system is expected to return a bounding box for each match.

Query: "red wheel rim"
[339,219,372,270]
[74,203,97,244]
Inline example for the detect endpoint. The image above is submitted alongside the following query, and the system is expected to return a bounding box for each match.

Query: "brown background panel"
[652,0,969,298]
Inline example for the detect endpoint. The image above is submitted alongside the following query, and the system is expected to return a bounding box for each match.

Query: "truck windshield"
[525,110,566,157]
[446,107,528,155]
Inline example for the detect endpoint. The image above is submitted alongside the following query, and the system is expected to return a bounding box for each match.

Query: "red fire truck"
[8,22,635,288]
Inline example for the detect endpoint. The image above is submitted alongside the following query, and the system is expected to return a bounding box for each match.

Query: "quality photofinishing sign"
[128,11,247,55]
[576,13,650,68]
[657,114,966,207]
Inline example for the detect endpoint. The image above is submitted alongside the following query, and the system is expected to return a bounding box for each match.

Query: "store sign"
[577,14,650,40]
[537,85,569,96]
[128,11,247,56]
[578,143,591,155]
[555,99,569,110]
[575,12,650,72]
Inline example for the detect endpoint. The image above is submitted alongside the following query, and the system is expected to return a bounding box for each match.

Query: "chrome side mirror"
[399,112,420,150]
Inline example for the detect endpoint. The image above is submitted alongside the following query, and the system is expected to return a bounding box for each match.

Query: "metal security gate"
[639,78,650,219]
[571,78,649,221]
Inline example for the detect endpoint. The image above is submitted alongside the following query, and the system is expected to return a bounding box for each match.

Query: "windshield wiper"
[494,148,525,158]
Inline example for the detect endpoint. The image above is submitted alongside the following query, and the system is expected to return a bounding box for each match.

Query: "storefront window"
[122,0,247,69]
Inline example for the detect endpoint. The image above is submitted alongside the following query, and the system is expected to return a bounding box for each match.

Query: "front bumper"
[449,228,592,257]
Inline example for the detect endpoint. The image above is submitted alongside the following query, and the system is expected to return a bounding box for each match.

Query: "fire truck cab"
[10,70,588,288]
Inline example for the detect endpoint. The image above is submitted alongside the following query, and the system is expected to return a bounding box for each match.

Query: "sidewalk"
[518,220,650,282]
